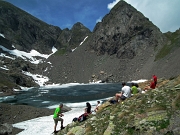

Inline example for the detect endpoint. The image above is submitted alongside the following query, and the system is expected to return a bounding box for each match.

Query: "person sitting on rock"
[134,83,142,93]
[94,101,100,112]
[131,83,138,95]
[86,102,91,114]
[72,108,89,122]
[115,82,131,102]
[144,79,156,90]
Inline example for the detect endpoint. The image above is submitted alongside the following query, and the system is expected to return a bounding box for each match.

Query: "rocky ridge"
[0,0,180,93]
[0,1,91,92]
[57,75,180,135]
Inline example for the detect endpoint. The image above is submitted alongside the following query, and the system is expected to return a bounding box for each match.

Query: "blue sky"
[5,0,180,33]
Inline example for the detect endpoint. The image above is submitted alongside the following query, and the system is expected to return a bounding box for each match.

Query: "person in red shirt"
[144,79,156,90]
[150,81,156,89]
[153,75,157,86]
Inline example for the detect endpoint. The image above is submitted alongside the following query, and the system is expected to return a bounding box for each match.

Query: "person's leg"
[53,119,58,132]
[54,124,57,132]
[59,118,64,129]
[115,93,122,102]
[61,119,64,127]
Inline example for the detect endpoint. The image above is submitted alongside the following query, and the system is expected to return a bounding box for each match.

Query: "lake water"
[0,83,122,108]
[0,83,123,135]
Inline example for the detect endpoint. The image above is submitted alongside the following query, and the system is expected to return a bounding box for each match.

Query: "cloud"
[107,0,120,10]
[126,0,180,32]
[107,0,180,32]
[96,17,102,23]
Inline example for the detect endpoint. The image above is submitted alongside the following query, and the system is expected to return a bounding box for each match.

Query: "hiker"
[134,83,142,93]
[53,104,65,133]
[72,108,89,122]
[86,102,91,114]
[153,75,157,86]
[115,82,131,102]
[131,83,138,95]
[94,101,100,112]
[144,79,156,90]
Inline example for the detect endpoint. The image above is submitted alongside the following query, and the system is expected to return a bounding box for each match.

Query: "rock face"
[0,1,61,54]
[0,0,180,90]
[0,1,91,54]
[44,0,171,84]
[0,1,91,89]
[88,1,165,58]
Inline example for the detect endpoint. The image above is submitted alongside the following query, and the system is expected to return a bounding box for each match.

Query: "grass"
[58,76,180,135]
[155,30,180,61]
[54,48,67,56]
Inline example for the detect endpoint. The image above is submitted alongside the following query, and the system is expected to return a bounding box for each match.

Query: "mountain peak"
[89,0,165,58]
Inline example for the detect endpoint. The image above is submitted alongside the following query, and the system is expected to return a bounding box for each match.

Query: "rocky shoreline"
[0,102,70,135]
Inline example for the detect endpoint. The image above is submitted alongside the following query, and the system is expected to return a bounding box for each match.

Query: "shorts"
[120,95,127,100]
[53,117,63,125]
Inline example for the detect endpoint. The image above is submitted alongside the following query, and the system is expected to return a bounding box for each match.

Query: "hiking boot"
[54,131,58,133]
[61,126,65,130]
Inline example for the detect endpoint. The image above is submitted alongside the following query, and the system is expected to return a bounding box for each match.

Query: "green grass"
[155,30,180,61]
[54,48,67,55]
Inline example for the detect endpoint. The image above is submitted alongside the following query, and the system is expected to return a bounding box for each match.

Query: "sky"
[4,0,180,33]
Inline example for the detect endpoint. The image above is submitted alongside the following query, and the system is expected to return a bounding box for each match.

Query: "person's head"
[122,82,126,86]
[97,101,100,104]
[131,83,134,86]
[86,102,91,107]
[134,83,139,87]
[59,103,63,108]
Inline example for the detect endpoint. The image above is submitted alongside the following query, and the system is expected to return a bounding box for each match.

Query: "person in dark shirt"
[86,102,91,114]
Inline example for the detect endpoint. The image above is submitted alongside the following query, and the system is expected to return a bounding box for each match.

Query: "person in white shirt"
[94,101,100,112]
[115,82,131,102]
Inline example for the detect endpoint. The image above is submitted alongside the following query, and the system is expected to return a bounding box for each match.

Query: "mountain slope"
[0,0,180,91]
[0,1,91,91]
[44,1,175,84]
[58,76,180,135]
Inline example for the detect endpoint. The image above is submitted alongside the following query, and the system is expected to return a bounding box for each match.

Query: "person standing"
[153,75,157,86]
[53,104,64,133]
[115,82,131,102]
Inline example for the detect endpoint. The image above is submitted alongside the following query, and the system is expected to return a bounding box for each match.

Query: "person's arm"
[56,109,64,117]
[59,113,64,117]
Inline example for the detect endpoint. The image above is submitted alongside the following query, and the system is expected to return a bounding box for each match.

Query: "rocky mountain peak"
[71,22,88,30]
[0,1,62,54]
[89,0,166,58]
[0,0,180,91]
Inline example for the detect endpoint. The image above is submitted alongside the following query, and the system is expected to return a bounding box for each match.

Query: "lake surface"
[0,83,122,108]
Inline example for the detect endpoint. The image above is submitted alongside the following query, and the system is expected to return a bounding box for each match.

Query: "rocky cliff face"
[0,1,91,91]
[0,1,91,54]
[0,0,180,91]
[44,0,171,84]
[88,1,165,58]
[0,1,61,54]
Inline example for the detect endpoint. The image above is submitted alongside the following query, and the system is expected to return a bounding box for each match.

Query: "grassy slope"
[155,30,180,61]
[58,75,180,135]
